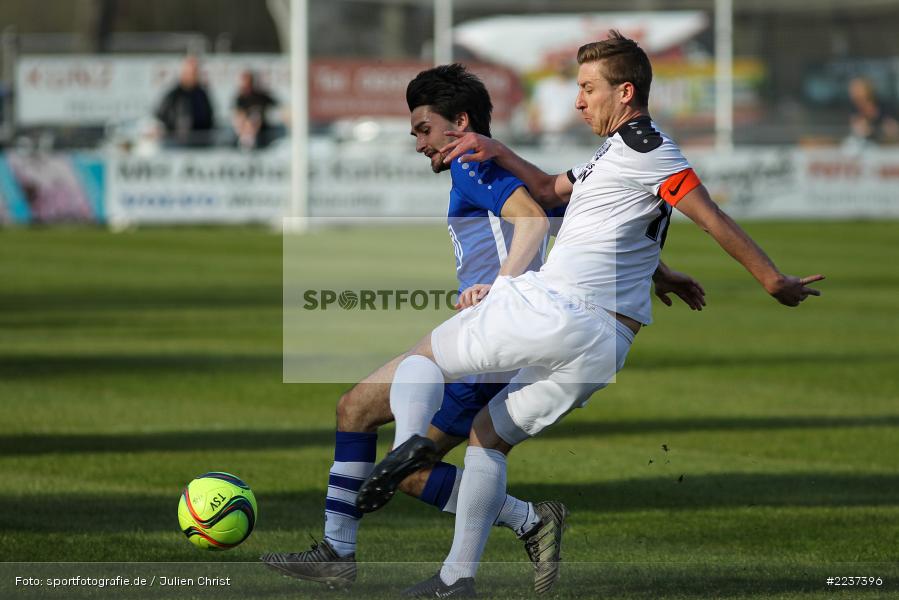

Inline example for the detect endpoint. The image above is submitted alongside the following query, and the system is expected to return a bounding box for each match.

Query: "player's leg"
[413,318,634,597]
[356,281,545,512]
[264,342,526,586]
[355,356,468,514]
[336,352,408,433]
[322,352,417,559]
[430,374,576,597]
[410,383,570,598]
[400,402,516,598]
[383,372,548,545]
[352,345,445,512]
[397,380,493,510]
[397,424,465,502]
[261,352,408,586]
[385,380,545,540]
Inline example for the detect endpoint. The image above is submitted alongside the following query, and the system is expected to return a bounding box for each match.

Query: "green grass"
[1,222,898,599]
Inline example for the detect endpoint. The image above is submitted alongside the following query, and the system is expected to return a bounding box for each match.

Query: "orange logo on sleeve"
[660,168,701,206]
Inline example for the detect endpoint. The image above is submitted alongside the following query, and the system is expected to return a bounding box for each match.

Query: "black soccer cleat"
[260,538,356,589]
[402,572,477,598]
[355,434,438,513]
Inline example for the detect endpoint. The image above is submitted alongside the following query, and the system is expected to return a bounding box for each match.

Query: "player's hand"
[455,283,491,310]
[439,131,501,165]
[768,273,825,307]
[654,269,706,310]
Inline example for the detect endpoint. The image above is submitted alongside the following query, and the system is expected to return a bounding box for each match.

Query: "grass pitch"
[1,221,898,599]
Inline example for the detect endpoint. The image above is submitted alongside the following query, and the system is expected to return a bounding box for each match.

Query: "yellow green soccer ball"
[177,472,257,550]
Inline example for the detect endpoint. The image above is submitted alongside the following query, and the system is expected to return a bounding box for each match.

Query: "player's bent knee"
[469,409,512,454]
[336,387,372,432]
[337,382,394,432]
[426,425,465,458]
[335,390,355,429]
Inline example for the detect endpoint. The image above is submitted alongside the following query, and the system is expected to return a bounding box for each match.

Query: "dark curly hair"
[406,64,492,137]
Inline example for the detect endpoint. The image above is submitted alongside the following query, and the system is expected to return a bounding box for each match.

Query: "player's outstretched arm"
[439,131,572,209]
[653,260,706,311]
[676,185,824,307]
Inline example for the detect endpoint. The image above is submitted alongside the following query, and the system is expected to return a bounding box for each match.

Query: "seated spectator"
[232,70,280,150]
[155,56,215,147]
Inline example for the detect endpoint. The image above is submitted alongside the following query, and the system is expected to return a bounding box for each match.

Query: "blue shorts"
[430,379,509,438]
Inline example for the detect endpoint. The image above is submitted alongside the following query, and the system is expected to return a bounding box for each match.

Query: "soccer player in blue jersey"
[262,64,706,593]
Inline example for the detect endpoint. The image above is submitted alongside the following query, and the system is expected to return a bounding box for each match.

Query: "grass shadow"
[0,354,283,379]
[2,414,897,456]
[4,473,898,536]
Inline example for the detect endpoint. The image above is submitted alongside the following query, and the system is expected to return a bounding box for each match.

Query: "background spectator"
[527,57,580,148]
[847,76,899,146]
[232,70,280,150]
[155,56,215,147]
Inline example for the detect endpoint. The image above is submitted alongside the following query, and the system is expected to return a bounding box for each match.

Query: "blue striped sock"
[323,431,377,557]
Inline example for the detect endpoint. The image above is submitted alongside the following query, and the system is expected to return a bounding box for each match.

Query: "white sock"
[495,496,540,538]
[441,468,538,537]
[390,355,444,447]
[440,447,507,585]
[324,511,360,557]
[441,466,465,513]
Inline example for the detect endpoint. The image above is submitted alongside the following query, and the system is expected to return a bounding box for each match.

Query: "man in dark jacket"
[232,70,280,149]
[156,56,215,147]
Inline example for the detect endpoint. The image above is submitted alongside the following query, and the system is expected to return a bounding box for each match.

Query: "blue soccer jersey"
[447,156,550,293]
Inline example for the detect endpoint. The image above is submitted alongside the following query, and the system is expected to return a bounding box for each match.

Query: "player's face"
[410,105,458,174]
[574,61,622,137]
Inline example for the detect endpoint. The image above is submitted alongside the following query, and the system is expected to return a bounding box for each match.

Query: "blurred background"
[3,4,898,591]
[1,0,899,226]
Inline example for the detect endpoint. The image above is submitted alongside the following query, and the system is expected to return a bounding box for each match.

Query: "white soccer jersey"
[539,116,701,325]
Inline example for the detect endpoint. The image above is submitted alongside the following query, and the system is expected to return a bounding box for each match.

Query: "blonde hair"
[577,30,652,107]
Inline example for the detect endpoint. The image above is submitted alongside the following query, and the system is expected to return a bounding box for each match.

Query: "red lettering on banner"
[24,64,113,91]
[313,66,351,93]
[808,162,861,178]
[308,59,523,122]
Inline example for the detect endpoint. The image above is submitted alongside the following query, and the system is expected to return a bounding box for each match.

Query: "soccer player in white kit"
[360,31,825,597]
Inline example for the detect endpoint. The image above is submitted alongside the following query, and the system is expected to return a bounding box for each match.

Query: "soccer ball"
[177,472,257,550]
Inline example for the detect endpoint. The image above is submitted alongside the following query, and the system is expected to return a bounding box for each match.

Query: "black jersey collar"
[613,115,662,153]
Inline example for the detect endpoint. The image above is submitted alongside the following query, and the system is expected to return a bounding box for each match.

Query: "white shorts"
[431,272,633,445]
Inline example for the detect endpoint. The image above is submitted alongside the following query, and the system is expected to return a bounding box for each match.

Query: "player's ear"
[620,82,635,104]
[454,112,470,131]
